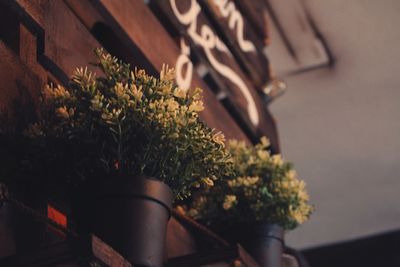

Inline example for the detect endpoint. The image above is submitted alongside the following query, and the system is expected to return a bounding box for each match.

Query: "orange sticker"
[47,204,67,228]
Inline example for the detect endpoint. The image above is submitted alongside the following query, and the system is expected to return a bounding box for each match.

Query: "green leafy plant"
[22,49,232,199]
[186,137,313,230]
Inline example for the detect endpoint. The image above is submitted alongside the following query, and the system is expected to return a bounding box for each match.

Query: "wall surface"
[270,0,400,248]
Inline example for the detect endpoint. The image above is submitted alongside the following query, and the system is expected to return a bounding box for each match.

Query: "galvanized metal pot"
[220,223,284,267]
[84,176,173,267]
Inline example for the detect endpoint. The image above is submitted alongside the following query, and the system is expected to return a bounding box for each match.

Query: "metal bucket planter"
[219,223,284,267]
[84,176,173,267]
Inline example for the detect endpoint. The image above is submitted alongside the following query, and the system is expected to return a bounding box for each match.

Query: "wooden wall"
[0,0,279,152]
[0,1,285,266]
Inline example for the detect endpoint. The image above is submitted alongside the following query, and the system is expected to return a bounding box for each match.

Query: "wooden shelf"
[0,235,131,267]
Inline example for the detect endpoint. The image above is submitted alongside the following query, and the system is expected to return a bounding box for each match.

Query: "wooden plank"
[18,22,49,84]
[91,235,132,267]
[68,0,250,142]
[166,244,261,267]
[149,0,280,151]
[166,247,237,267]
[1,0,45,57]
[237,244,262,267]
[233,0,271,46]
[168,212,261,266]
[166,217,197,259]
[1,0,47,86]
[172,210,230,248]
[0,42,43,131]
[201,0,271,88]
[0,234,133,267]
[263,0,331,75]
[13,0,45,28]
[40,0,101,83]
[3,0,100,85]
[64,0,106,30]
[19,24,37,68]
[4,0,253,142]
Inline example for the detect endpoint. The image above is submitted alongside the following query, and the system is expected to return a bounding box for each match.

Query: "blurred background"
[269,0,400,250]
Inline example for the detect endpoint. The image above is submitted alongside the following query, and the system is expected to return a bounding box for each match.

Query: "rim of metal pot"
[93,175,174,212]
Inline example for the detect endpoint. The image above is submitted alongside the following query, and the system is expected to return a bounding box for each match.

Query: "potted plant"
[185,137,313,267]
[6,49,232,266]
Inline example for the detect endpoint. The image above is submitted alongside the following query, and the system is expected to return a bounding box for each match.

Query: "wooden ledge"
[0,234,132,267]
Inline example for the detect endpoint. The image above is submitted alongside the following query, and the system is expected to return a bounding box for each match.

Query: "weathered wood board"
[149,0,279,151]
[67,0,252,142]
[0,0,287,265]
[202,0,271,88]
